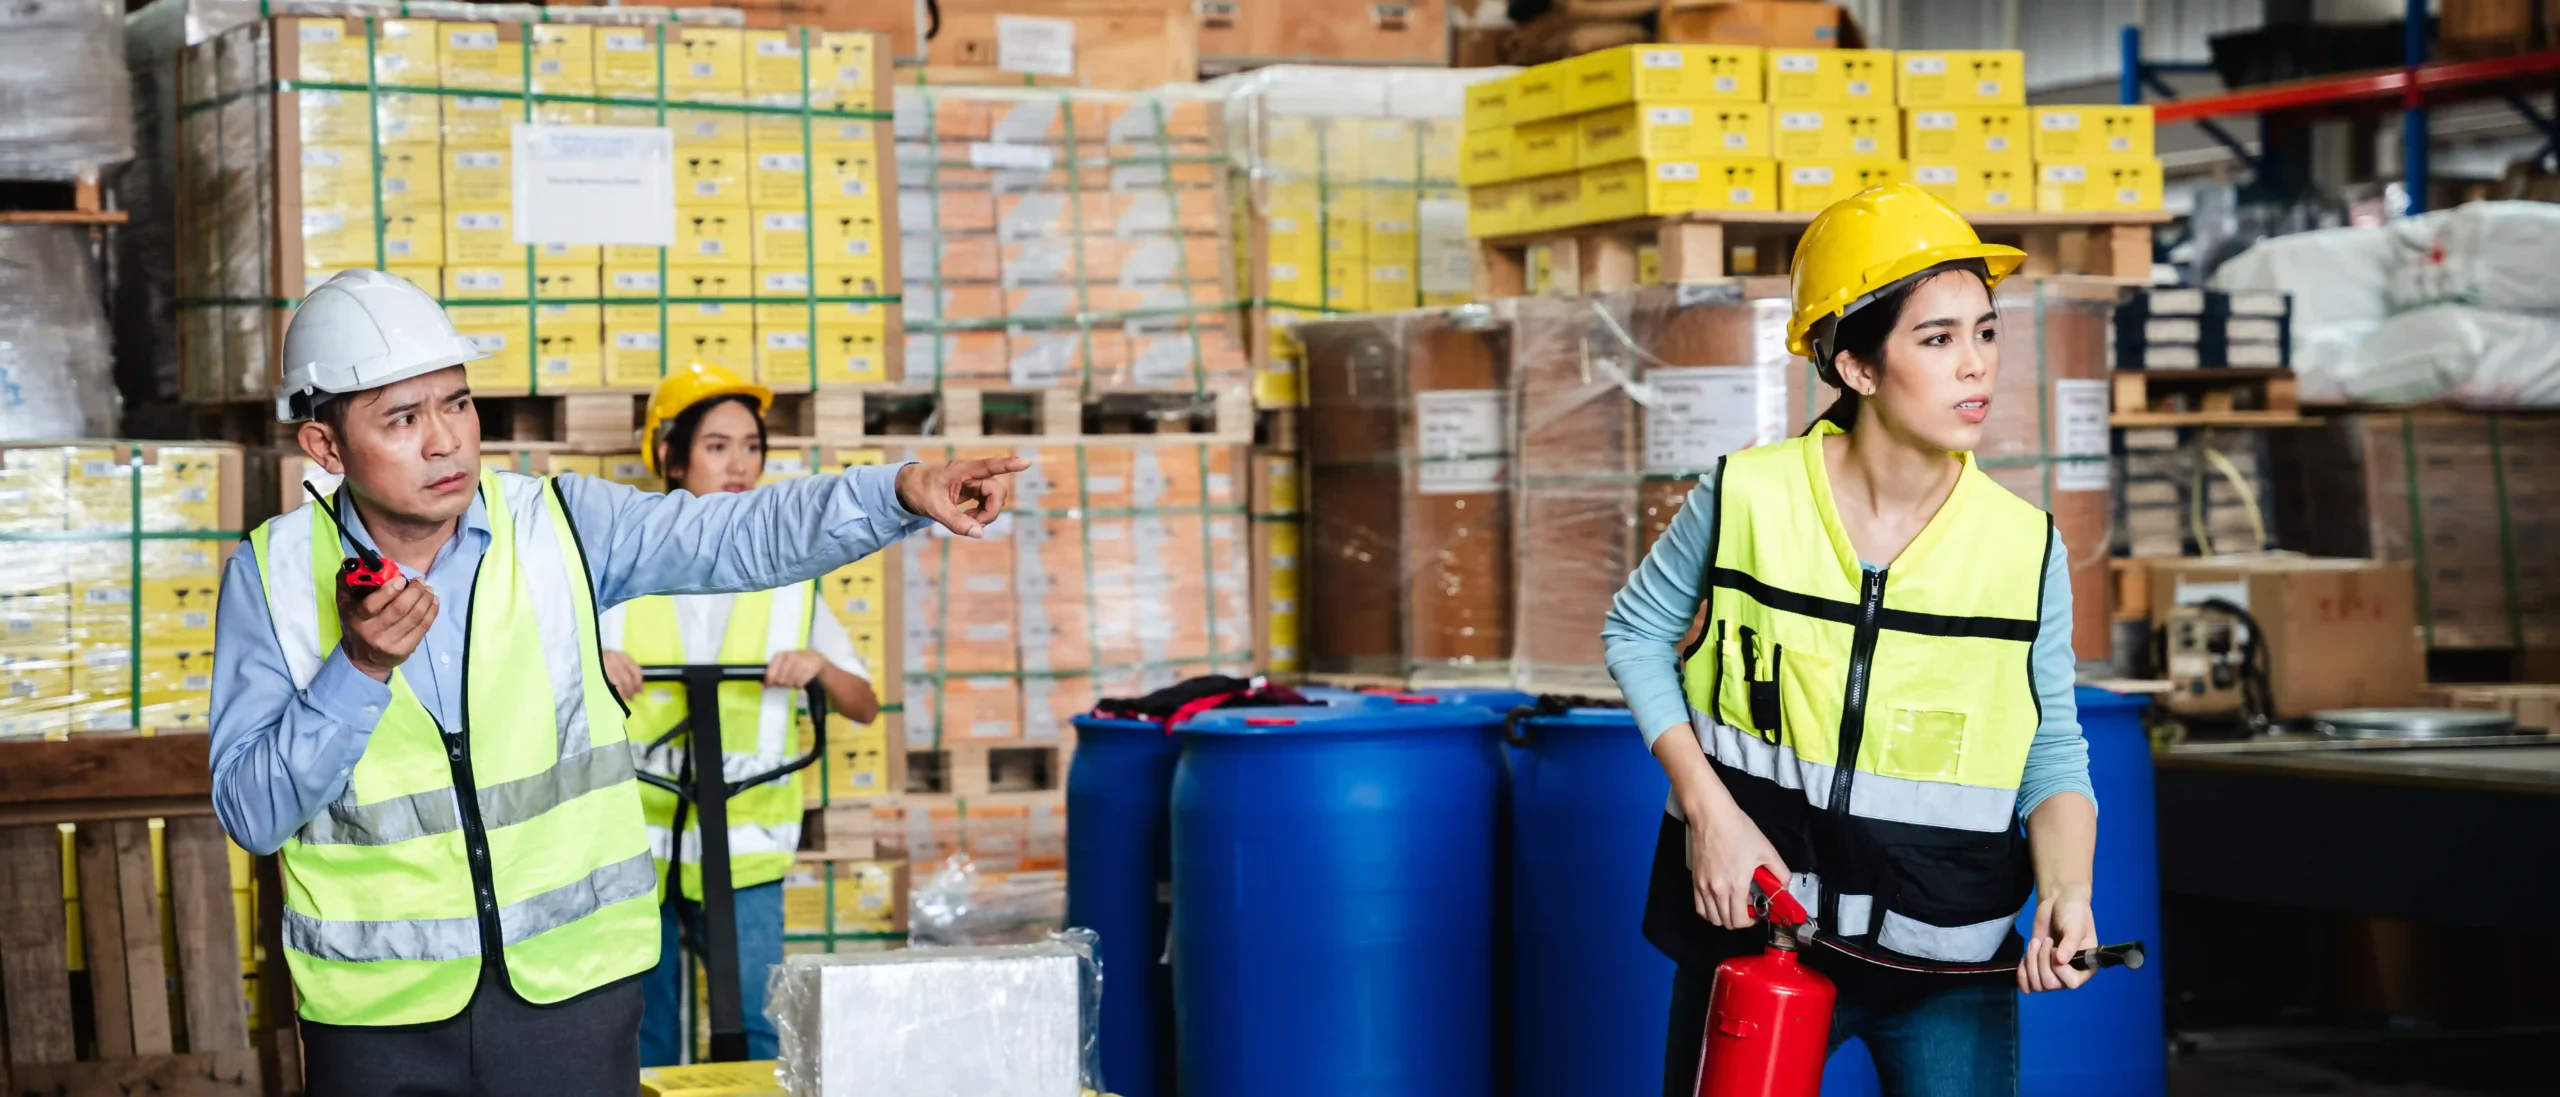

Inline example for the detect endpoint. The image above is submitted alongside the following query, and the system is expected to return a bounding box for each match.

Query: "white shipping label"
[1846,80,1872,96]
[511,125,675,247]
[2045,164,2088,183]
[1906,56,1948,75]
[1852,136,1877,154]
[1642,49,1683,68]
[1649,106,1693,125]
[760,152,805,171]
[756,37,799,57]
[2041,111,2081,130]
[613,271,660,291]
[2052,377,2111,492]
[1657,162,1701,181]
[456,150,504,169]
[2109,135,2134,153]
[1776,53,1819,73]
[303,149,342,167]
[968,141,1056,171]
[1978,80,2003,97]
[456,271,506,290]
[763,212,807,231]
[604,32,649,52]
[1914,111,1956,130]
[1418,198,1472,295]
[996,14,1076,77]
[1714,76,1737,93]
[450,30,498,49]
[1414,390,1509,495]
[1780,111,1822,131]
[1984,135,2011,153]
[1791,165,1833,185]
[1644,365,1786,473]
[457,212,506,231]
[1916,165,1959,185]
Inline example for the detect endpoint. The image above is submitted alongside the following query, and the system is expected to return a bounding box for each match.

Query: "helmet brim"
[1785,241,2028,358]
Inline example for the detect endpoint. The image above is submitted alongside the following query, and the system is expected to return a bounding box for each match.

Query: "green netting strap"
[2487,415,2524,648]
[2399,413,2433,647]
[366,18,386,271]
[178,80,893,121]
[1147,96,1207,395]
[1058,95,1098,398]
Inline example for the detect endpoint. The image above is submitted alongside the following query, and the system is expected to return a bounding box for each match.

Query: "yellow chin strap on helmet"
[640,361,775,477]
[1786,183,2028,370]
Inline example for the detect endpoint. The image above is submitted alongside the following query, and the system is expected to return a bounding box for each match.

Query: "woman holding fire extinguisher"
[1601,184,2102,1097]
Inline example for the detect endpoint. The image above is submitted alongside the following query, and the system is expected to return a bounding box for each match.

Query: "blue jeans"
[1665,964,2017,1097]
[639,880,785,1067]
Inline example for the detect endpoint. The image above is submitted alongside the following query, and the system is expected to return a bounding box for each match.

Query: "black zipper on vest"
[1828,567,1887,815]
[440,554,508,985]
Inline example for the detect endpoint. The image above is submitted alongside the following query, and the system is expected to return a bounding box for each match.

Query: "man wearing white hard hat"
[208,269,1025,1096]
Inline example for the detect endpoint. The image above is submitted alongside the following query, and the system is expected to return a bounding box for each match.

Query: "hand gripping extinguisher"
[1693,866,1832,1097]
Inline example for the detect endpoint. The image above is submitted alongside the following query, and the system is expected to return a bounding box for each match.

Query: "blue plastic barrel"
[1066,713,1183,1097]
[1406,687,1537,714]
[2015,687,2163,1097]
[1505,706,1673,1097]
[1292,684,1374,706]
[1172,703,1505,1097]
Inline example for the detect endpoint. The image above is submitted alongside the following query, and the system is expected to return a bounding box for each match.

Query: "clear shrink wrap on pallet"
[0,227,120,440]
[0,0,134,177]
[1293,305,1514,684]
[770,930,1099,1097]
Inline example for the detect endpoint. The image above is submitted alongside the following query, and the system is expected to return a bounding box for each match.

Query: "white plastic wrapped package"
[2210,224,2390,330]
[0,226,120,439]
[769,931,1101,1097]
[0,0,134,177]
[2382,201,2560,314]
[2333,305,2560,408]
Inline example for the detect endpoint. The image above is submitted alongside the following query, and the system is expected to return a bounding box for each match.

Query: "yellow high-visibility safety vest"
[1679,421,2050,970]
[249,469,657,1026]
[617,585,816,900]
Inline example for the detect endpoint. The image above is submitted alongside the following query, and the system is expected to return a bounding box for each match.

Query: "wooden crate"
[903,739,1072,798]
[0,735,261,1095]
[1476,210,2170,298]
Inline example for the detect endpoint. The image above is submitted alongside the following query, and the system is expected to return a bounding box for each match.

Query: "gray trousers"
[298,963,643,1097]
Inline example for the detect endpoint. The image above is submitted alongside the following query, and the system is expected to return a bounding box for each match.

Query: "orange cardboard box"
[1131,444,1207,508]
[933,233,1003,281]
[1080,190,1221,234]
[995,192,1076,239]
[1022,793,1067,870]
[1019,597,1094,673]
[1004,287,1082,321]
[935,189,999,232]
[909,331,1008,380]
[997,238,1082,285]
[936,284,1008,321]
[962,803,1030,869]
[927,98,993,140]
[1020,678,1093,744]
[937,675,1022,741]
[1079,448,1139,511]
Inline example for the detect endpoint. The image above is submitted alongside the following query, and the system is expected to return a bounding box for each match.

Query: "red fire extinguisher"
[1692,866,1833,1097]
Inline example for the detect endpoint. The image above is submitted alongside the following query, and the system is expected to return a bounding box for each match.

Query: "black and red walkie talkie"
[303,482,397,592]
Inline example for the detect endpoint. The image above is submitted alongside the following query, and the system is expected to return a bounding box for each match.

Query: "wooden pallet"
[2109,367,2313,428]
[0,736,259,1096]
[903,739,1071,798]
[1476,210,2171,297]
[0,166,127,226]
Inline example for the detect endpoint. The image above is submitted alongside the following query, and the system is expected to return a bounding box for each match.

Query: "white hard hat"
[277,269,487,422]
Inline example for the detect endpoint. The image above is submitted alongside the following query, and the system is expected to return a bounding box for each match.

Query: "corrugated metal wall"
[1887,0,2264,91]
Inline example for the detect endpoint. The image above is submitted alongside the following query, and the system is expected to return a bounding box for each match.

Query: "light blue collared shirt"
[210,466,923,854]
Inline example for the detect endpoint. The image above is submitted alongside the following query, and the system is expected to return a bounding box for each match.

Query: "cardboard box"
[1459,126,1511,185]
[1764,47,1895,104]
[1909,156,2034,213]
[1771,105,1898,159]
[1509,62,1571,123]
[1660,0,1852,50]
[1517,171,1584,233]
[1903,107,2029,160]
[1465,74,1515,132]
[1510,118,1579,178]
[1201,0,1450,64]
[1467,182,1522,238]
[925,0,1199,91]
[2034,158,2163,212]
[1897,49,2026,106]
[2145,556,2422,717]
[1583,157,1776,220]
[2032,105,2155,160]
[1564,44,1765,113]
[1580,102,1772,164]
[1778,158,1907,210]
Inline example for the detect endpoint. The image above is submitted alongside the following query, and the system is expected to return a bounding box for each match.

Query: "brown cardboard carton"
[2145,555,2423,717]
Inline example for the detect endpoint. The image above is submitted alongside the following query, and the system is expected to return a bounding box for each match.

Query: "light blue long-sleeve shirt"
[1600,472,2095,823]
[210,466,924,855]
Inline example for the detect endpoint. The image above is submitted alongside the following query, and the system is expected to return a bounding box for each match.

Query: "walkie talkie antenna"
[304,481,395,590]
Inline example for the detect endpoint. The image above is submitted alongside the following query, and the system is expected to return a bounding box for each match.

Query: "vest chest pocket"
[1877,708,1970,781]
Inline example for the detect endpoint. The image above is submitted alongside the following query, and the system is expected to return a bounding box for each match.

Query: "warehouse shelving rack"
[2121,0,2560,214]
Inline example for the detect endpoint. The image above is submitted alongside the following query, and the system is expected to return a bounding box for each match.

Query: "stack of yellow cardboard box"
[1461,44,2165,234]
[177,12,897,403]
[0,444,239,738]
[1462,45,1777,236]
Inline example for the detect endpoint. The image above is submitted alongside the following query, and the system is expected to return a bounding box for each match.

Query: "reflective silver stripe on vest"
[298,746,638,846]
[646,819,803,864]
[1687,707,2019,833]
[1876,909,2013,963]
[284,851,657,963]
[1836,894,1875,937]
[498,475,593,762]
[258,506,325,689]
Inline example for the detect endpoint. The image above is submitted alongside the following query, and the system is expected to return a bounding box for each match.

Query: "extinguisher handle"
[1751,865,1808,928]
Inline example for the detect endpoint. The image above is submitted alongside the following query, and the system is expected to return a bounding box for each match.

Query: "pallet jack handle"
[633,664,829,1063]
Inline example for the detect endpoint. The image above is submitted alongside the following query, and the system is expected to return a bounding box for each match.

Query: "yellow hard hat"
[1786,183,2027,360]
[641,361,773,477]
